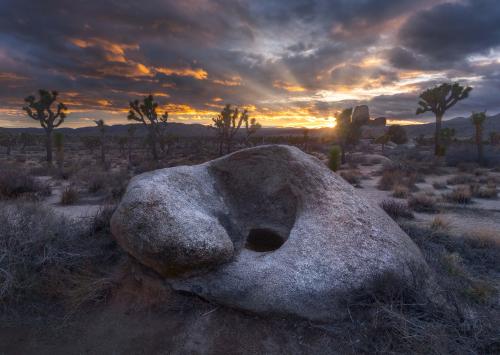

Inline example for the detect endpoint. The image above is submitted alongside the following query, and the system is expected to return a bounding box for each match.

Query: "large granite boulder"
[111,145,430,321]
[352,105,370,125]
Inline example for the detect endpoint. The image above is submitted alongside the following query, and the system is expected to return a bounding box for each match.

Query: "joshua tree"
[375,134,390,153]
[302,129,309,152]
[470,111,487,164]
[439,127,456,148]
[127,124,136,164]
[212,104,250,155]
[118,137,127,158]
[128,95,168,161]
[94,119,106,164]
[53,132,64,176]
[336,108,362,164]
[245,118,261,146]
[416,83,472,156]
[23,89,67,163]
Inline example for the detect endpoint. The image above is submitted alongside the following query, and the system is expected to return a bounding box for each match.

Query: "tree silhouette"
[416,83,472,156]
[245,118,261,146]
[470,111,487,164]
[212,104,251,155]
[128,95,168,161]
[336,108,362,164]
[94,119,106,165]
[23,90,67,163]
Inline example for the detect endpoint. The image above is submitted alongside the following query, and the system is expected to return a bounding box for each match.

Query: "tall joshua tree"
[23,89,67,163]
[470,111,487,164]
[212,104,251,155]
[128,95,168,161]
[94,119,106,165]
[416,83,472,156]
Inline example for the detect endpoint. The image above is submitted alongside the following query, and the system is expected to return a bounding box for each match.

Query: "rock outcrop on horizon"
[111,145,431,321]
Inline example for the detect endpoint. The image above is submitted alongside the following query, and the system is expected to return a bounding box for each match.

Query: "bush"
[430,215,451,232]
[432,181,447,190]
[340,170,361,187]
[408,193,438,213]
[447,174,475,185]
[392,184,409,198]
[0,166,51,200]
[61,186,79,205]
[0,202,120,307]
[380,199,414,219]
[328,145,341,172]
[470,184,498,199]
[376,163,418,191]
[444,186,472,204]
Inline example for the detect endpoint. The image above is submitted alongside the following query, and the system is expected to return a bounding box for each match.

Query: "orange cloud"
[213,76,241,86]
[273,80,307,92]
[155,67,208,80]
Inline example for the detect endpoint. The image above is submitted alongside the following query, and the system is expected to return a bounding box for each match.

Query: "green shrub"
[328,145,341,172]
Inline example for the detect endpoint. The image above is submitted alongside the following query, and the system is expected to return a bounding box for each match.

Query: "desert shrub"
[446,174,475,185]
[376,163,419,191]
[470,184,498,199]
[0,166,51,200]
[444,186,472,204]
[328,145,341,172]
[61,186,79,205]
[87,173,107,193]
[456,162,478,173]
[432,181,447,190]
[339,170,361,187]
[392,184,409,198]
[408,193,438,213]
[380,199,414,219]
[0,202,120,308]
[387,223,500,354]
[430,215,451,232]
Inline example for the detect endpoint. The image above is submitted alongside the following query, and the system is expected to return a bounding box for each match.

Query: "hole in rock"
[245,228,284,252]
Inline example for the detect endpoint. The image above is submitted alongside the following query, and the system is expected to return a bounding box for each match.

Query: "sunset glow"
[1,0,499,128]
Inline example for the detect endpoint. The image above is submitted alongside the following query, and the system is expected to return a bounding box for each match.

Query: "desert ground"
[0,133,499,354]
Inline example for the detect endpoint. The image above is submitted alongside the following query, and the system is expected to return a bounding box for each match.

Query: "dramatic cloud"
[0,0,500,127]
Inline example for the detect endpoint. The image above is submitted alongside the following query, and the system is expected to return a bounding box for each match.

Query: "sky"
[1,0,500,128]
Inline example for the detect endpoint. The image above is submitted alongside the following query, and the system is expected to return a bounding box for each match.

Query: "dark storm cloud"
[1,0,500,126]
[398,0,500,64]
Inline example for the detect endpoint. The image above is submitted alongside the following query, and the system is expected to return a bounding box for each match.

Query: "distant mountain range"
[2,114,499,138]
[0,122,333,138]
[403,113,500,138]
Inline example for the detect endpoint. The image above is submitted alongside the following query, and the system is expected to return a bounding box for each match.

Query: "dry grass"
[444,186,472,204]
[380,199,414,219]
[0,165,51,200]
[392,184,409,198]
[339,170,361,187]
[408,193,438,213]
[60,186,79,205]
[446,174,476,186]
[430,215,452,232]
[0,202,121,309]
